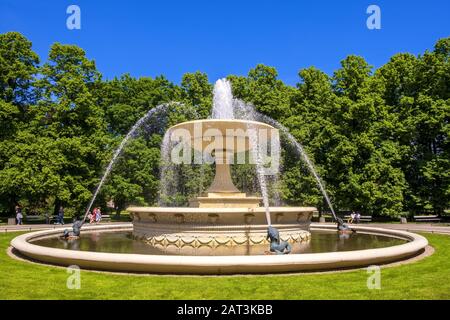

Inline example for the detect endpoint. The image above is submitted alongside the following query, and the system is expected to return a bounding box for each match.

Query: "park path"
[364,223,450,235]
[0,222,110,233]
[1,221,450,235]
[314,222,450,235]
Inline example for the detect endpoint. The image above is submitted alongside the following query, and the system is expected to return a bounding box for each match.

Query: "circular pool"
[10,223,428,274]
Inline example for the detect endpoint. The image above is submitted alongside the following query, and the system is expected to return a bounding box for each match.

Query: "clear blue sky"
[1,0,449,85]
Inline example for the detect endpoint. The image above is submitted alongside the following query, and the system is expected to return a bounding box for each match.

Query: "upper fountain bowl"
[168,119,277,152]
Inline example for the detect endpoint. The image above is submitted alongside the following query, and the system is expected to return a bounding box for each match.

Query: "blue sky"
[1,0,449,86]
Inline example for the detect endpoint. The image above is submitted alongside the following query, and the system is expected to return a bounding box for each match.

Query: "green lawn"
[1,232,449,299]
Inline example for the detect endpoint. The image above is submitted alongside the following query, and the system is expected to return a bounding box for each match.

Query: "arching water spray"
[233,101,337,221]
[82,104,170,223]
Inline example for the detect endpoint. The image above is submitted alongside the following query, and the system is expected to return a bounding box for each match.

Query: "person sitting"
[87,211,94,224]
[348,211,355,224]
[265,226,291,255]
[355,212,361,224]
[89,208,97,224]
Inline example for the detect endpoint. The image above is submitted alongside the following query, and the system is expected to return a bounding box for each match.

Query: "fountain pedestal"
[188,149,262,208]
[189,192,262,208]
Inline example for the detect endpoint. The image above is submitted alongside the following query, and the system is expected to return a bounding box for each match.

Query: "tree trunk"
[53,198,61,216]
[115,202,124,219]
[8,194,18,217]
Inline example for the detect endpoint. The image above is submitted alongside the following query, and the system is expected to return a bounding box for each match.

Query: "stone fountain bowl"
[168,119,278,151]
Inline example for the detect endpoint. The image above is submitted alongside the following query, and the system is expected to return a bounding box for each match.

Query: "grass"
[0,232,449,299]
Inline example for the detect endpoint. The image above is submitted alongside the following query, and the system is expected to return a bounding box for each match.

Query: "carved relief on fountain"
[129,206,315,249]
[144,231,311,249]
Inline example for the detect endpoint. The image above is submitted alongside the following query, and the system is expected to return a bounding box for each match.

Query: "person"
[348,211,356,224]
[90,208,98,224]
[61,218,84,240]
[58,206,65,225]
[355,211,361,224]
[95,207,102,223]
[87,211,94,224]
[265,226,291,255]
[15,206,23,225]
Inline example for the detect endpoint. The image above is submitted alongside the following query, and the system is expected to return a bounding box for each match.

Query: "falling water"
[233,101,337,221]
[276,124,336,220]
[211,78,273,226]
[247,124,272,225]
[158,130,174,206]
[83,104,170,222]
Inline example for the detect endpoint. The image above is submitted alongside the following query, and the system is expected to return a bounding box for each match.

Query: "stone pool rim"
[10,223,428,274]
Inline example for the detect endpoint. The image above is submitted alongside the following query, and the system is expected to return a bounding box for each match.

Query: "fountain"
[129,79,314,254]
[10,79,428,274]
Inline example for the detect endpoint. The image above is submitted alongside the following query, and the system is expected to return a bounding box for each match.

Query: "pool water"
[32,230,407,256]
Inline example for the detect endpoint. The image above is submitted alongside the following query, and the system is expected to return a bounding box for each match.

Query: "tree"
[375,38,450,215]
[0,32,39,215]
[0,32,39,108]
[283,67,338,210]
[100,74,180,135]
[328,56,407,216]
[33,43,108,215]
[181,71,212,119]
[333,55,372,101]
[229,64,294,121]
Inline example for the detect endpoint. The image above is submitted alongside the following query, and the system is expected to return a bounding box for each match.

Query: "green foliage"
[181,71,212,118]
[0,31,448,218]
[229,64,294,121]
[0,32,39,106]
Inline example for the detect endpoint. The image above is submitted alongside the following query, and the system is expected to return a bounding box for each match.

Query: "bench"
[344,215,372,223]
[413,215,441,223]
[46,215,60,224]
[317,213,333,222]
[23,215,45,223]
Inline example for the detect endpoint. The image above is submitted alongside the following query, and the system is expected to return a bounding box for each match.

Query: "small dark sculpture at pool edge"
[61,218,84,240]
[265,226,292,255]
[336,217,356,234]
